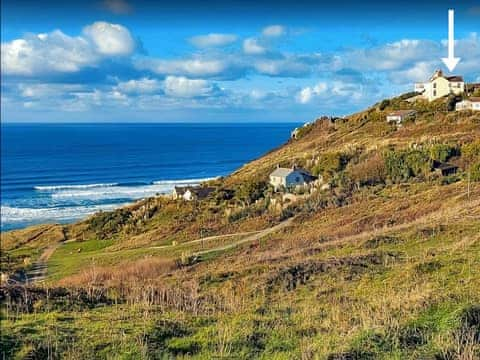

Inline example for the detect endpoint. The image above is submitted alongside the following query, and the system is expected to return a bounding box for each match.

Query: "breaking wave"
[34,183,119,191]
[1,204,124,225]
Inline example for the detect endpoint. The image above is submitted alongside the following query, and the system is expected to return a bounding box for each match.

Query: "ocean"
[1,123,297,231]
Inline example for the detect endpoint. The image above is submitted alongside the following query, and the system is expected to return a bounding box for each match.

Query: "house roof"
[387,110,416,117]
[174,186,192,195]
[188,187,215,199]
[469,97,480,103]
[270,167,314,179]
[270,167,294,177]
[445,75,464,82]
[433,161,458,171]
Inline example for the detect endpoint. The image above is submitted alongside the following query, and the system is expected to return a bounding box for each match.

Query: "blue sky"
[1,0,479,122]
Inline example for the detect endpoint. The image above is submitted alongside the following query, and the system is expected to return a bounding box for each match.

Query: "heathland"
[1,94,480,359]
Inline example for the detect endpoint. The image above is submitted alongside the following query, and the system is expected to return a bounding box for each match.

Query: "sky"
[1,0,479,123]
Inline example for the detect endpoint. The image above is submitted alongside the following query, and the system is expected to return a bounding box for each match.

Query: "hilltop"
[1,94,480,359]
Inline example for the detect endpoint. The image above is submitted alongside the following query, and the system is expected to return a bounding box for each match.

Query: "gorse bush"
[429,144,457,162]
[384,150,432,183]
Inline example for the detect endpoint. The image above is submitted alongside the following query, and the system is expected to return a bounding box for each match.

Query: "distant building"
[173,185,215,201]
[183,187,215,201]
[456,97,480,111]
[415,70,465,102]
[269,165,316,191]
[173,186,191,199]
[386,110,417,124]
[433,161,458,176]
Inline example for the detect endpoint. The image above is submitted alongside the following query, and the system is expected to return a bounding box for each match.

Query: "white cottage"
[269,166,316,191]
[386,110,417,124]
[456,97,480,111]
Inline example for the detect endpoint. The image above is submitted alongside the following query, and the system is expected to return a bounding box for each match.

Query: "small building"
[183,187,215,201]
[269,165,316,191]
[433,161,458,176]
[173,186,192,199]
[456,97,480,111]
[386,110,417,124]
[414,70,465,102]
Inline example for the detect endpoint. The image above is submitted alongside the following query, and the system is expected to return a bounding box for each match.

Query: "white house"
[386,110,417,124]
[269,166,316,191]
[415,70,465,102]
[456,97,480,111]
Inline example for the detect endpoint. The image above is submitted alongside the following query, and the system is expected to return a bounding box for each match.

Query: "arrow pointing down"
[441,9,461,72]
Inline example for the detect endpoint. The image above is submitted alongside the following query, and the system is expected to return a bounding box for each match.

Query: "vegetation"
[1,96,480,359]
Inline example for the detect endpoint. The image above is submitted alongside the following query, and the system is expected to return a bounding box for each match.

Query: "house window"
[433,90,437,97]
[296,176,300,182]
[433,83,437,89]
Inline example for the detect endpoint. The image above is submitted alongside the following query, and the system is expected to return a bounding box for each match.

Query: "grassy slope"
[1,98,480,359]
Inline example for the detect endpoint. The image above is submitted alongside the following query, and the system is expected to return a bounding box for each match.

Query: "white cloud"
[1,22,135,76]
[1,32,97,75]
[243,38,266,55]
[164,76,215,98]
[262,25,285,37]
[136,58,230,78]
[296,83,327,104]
[102,0,132,14]
[254,57,311,77]
[189,33,237,48]
[83,22,135,56]
[115,78,161,94]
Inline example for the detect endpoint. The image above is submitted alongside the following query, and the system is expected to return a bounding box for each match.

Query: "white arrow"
[441,9,461,72]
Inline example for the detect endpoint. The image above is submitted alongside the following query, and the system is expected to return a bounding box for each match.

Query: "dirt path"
[193,217,294,257]
[23,243,60,284]
[148,230,263,250]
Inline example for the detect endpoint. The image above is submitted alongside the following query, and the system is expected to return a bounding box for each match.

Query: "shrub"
[429,144,456,162]
[384,149,432,183]
[312,152,349,178]
[348,153,387,186]
[235,181,267,206]
[469,162,480,182]
[378,99,390,111]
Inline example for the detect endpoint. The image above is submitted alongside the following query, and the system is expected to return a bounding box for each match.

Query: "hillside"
[1,95,480,359]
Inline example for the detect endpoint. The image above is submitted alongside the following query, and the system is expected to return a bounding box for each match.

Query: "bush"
[235,181,267,205]
[384,149,432,183]
[348,153,387,186]
[312,152,349,179]
[469,162,480,182]
[429,144,456,162]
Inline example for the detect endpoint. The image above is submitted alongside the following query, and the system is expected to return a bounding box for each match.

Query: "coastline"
[1,176,219,232]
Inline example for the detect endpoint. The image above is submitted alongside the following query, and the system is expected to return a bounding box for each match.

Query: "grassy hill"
[1,95,480,359]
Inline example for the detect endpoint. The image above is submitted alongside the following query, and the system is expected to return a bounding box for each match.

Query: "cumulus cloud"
[296,83,327,104]
[1,32,97,75]
[1,22,135,76]
[135,57,244,79]
[83,22,135,56]
[189,33,237,48]
[262,25,286,37]
[164,76,217,98]
[102,0,132,14]
[115,77,161,94]
[243,38,266,55]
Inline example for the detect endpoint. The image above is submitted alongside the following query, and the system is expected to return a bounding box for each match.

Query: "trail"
[19,243,60,285]
[193,217,294,257]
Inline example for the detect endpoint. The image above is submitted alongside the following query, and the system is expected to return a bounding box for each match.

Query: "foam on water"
[34,183,119,191]
[1,203,124,226]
